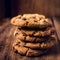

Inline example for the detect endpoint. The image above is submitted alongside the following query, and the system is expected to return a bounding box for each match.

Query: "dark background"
[0,0,60,19]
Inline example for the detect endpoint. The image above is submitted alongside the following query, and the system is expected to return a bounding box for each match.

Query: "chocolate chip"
[22,18,27,20]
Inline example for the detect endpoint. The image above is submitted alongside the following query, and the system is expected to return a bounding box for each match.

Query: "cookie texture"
[11,14,57,57]
[16,27,55,37]
[13,34,56,49]
[21,14,45,19]
[13,40,47,56]
[14,28,55,43]
[14,31,46,43]
[11,14,52,29]
[25,36,56,49]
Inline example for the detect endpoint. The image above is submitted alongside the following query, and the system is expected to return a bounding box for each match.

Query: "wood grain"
[11,0,60,17]
[53,17,60,42]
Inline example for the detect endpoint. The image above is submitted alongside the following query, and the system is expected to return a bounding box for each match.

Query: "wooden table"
[0,18,60,60]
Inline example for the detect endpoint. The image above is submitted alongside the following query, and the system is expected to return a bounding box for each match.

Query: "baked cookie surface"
[17,27,55,37]
[13,40,47,56]
[11,14,52,29]
[14,31,47,43]
[13,34,56,50]
[14,27,55,43]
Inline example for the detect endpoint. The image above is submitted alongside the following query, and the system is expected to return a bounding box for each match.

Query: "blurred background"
[0,0,60,19]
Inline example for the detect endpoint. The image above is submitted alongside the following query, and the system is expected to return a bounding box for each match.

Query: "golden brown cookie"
[25,37,56,49]
[26,49,47,57]
[13,41,47,56]
[22,14,45,19]
[25,35,56,49]
[13,35,56,49]
[14,27,55,43]
[11,14,52,29]
[14,31,47,43]
[17,27,55,37]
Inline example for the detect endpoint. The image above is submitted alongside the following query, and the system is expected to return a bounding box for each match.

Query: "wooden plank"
[53,17,60,42]
[11,0,60,17]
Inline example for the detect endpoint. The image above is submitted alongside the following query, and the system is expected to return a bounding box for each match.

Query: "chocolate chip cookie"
[22,14,45,19]
[11,14,52,29]
[13,34,56,49]
[14,31,47,43]
[25,36,56,49]
[11,14,57,57]
[14,28,55,43]
[13,40,47,56]
[17,27,55,37]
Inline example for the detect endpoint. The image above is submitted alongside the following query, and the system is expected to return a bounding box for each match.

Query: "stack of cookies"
[11,14,56,57]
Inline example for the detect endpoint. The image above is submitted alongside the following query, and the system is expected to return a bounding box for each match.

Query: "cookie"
[14,31,47,43]
[25,35,56,49]
[18,27,55,37]
[13,41,47,56]
[14,28,55,43]
[13,35,56,49]
[13,45,28,55]
[25,37,56,49]
[22,14,45,19]
[26,49,47,57]
[11,14,52,29]
[13,39,25,47]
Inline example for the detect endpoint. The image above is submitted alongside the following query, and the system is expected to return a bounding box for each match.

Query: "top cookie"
[11,14,52,29]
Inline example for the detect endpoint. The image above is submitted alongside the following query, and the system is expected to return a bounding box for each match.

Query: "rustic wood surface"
[0,18,60,60]
[11,0,60,17]
[53,18,60,42]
